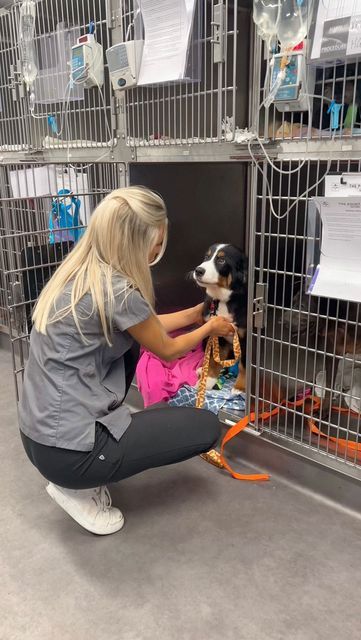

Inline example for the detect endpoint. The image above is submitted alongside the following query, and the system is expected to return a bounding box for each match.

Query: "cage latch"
[9,63,24,101]
[253,283,266,329]
[211,2,225,64]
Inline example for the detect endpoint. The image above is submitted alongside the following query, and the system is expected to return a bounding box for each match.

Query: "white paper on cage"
[347,13,361,56]
[10,165,57,198]
[308,197,361,303]
[137,0,197,85]
[325,173,361,197]
[55,168,91,224]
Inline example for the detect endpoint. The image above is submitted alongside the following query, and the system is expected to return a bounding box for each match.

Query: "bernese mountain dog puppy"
[193,243,248,394]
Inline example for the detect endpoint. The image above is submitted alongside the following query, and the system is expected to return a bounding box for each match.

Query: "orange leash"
[236,394,361,463]
[196,335,269,481]
[197,338,361,478]
[219,409,272,481]
[307,401,361,459]
[217,395,310,481]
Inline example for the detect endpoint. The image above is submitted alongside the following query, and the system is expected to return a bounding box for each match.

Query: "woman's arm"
[128,313,234,362]
[157,303,204,333]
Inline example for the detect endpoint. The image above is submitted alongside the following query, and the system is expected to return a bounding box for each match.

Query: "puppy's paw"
[231,387,244,396]
[205,376,217,391]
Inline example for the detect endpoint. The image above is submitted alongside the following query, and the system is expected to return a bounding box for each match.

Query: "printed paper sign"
[308,197,361,303]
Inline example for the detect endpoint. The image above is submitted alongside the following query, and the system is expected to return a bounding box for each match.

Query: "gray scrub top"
[19,276,151,451]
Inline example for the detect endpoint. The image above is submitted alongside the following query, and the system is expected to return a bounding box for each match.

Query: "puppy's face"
[193,244,247,300]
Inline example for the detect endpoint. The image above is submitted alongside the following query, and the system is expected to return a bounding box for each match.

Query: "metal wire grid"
[0,5,27,151]
[247,158,361,472]
[0,160,126,399]
[0,267,7,328]
[256,42,361,143]
[123,0,248,147]
[0,0,114,153]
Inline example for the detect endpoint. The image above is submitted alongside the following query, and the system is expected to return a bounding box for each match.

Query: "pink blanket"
[136,344,204,407]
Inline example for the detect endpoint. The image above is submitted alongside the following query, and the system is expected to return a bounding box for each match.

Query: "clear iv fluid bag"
[19,0,38,89]
[277,0,314,49]
[253,0,281,41]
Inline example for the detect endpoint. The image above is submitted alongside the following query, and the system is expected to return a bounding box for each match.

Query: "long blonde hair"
[33,186,168,344]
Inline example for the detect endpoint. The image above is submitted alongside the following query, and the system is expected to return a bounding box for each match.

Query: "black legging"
[21,344,220,490]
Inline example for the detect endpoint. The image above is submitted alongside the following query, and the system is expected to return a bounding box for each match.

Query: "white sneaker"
[46,483,124,535]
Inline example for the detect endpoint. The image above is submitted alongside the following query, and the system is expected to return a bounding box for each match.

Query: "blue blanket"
[168,377,246,415]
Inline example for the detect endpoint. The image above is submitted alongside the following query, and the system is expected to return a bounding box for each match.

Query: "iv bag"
[277,0,314,50]
[253,0,281,43]
[19,0,38,89]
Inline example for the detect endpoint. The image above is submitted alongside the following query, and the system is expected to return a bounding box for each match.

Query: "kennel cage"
[0,0,254,164]
[244,3,361,479]
[122,0,252,161]
[0,0,115,161]
[253,7,361,148]
[0,161,126,401]
[245,156,361,479]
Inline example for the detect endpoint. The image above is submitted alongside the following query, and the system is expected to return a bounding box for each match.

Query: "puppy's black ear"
[231,255,248,290]
[203,296,213,318]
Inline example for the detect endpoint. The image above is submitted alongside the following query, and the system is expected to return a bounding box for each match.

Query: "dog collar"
[209,299,219,316]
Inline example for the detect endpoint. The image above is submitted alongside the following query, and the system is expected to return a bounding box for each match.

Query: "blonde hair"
[33,186,168,344]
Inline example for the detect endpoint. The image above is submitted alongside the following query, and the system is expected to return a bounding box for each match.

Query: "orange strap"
[198,336,361,479]
[197,335,270,481]
[220,393,361,478]
[219,409,277,481]
[218,395,310,481]
[307,405,361,457]
[294,395,361,456]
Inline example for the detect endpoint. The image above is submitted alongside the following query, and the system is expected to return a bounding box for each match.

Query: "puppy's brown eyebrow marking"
[217,250,225,257]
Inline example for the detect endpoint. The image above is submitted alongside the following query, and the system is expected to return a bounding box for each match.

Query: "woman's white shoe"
[46,483,124,535]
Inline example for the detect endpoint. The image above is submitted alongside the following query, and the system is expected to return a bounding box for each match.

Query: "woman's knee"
[140,405,221,450]
[189,408,221,448]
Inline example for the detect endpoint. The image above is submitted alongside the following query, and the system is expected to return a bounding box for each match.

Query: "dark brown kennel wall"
[129,163,248,313]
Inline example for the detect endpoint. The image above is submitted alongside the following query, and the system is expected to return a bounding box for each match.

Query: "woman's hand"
[128,312,234,362]
[207,316,235,338]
